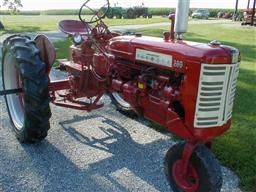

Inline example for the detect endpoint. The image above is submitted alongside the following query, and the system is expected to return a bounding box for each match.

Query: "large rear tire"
[2,35,51,143]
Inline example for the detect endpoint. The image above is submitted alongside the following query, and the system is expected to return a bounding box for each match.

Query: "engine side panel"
[108,35,236,141]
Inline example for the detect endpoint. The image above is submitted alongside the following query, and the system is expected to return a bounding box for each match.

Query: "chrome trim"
[3,53,24,130]
[109,49,133,55]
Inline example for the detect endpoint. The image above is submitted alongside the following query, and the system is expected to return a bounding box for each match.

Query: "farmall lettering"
[1,0,240,191]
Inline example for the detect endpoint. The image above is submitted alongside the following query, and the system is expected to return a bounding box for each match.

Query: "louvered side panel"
[194,63,240,128]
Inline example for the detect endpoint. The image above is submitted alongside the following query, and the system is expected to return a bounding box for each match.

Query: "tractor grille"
[194,63,240,128]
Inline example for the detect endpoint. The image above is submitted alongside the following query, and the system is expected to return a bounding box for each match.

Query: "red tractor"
[242,8,256,25]
[1,0,240,191]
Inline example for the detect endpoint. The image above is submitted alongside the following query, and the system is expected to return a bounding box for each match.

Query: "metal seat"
[58,20,90,35]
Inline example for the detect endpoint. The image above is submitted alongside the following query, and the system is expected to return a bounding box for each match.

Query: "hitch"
[0,88,23,96]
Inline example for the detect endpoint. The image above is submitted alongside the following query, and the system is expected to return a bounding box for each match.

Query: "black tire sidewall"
[164,142,222,192]
[2,35,51,143]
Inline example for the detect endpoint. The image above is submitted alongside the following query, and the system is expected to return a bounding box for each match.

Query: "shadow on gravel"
[57,114,171,192]
[0,105,241,191]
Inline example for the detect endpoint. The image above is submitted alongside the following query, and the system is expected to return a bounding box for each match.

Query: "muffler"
[174,0,190,39]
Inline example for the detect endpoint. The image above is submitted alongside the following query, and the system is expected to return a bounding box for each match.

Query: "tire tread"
[2,35,51,143]
[164,142,222,192]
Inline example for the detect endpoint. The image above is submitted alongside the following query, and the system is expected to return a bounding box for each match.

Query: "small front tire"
[164,142,222,192]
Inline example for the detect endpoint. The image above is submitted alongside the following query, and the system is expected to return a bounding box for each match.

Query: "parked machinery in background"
[242,8,256,25]
[191,9,210,19]
[132,6,153,18]
[103,4,152,19]
[103,6,123,19]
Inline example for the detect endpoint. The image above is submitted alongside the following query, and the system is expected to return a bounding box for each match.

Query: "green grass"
[54,23,256,191]
[0,15,168,34]
[54,39,72,61]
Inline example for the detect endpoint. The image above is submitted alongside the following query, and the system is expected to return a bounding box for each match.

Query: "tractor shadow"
[58,114,172,191]
[1,112,172,192]
[0,107,241,191]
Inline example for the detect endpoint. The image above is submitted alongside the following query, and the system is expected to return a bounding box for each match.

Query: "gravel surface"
[0,24,241,192]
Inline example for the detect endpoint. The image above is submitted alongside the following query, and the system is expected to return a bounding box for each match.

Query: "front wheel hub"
[172,160,200,192]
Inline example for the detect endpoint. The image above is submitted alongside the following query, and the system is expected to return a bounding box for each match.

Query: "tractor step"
[52,100,104,111]
[0,88,23,96]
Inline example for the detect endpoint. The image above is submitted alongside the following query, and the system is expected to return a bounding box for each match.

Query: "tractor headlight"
[73,33,83,45]
[231,49,240,64]
[221,45,240,64]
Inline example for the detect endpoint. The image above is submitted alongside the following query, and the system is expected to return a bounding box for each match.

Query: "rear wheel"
[2,35,51,143]
[116,14,122,19]
[164,142,222,192]
[106,13,114,19]
[126,8,135,19]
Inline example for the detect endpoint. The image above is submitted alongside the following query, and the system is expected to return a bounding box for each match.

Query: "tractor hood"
[108,35,232,71]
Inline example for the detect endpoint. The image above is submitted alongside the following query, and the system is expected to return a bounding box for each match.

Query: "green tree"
[1,0,22,12]
[0,0,23,29]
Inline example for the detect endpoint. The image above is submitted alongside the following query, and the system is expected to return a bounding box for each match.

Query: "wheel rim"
[172,160,200,192]
[3,52,24,130]
[112,92,131,108]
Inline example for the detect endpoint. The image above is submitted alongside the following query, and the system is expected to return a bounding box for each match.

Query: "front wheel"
[2,35,51,143]
[164,142,222,192]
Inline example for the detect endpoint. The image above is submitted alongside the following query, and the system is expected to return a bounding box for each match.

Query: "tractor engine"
[106,35,240,141]
[58,0,240,143]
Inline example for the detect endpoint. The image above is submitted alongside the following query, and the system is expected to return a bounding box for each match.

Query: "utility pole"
[235,0,239,14]
[247,0,251,9]
[233,0,239,21]
[251,0,256,25]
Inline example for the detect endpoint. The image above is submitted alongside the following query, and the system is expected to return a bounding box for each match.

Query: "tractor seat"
[59,20,90,36]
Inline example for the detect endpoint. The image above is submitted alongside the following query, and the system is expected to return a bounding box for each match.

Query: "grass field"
[54,22,256,191]
[0,15,168,34]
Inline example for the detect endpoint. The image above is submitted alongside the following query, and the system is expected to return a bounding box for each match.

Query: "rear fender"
[34,34,56,74]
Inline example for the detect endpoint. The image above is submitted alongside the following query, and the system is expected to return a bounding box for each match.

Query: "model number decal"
[173,60,184,69]
[136,49,173,67]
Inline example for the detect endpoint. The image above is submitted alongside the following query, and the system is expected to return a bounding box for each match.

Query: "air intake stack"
[174,0,190,39]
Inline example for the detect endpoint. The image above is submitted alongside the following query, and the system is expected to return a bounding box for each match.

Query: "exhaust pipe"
[174,0,190,39]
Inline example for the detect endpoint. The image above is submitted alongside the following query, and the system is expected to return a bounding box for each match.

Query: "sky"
[2,0,253,10]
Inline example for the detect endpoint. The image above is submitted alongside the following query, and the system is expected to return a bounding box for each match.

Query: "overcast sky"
[11,0,252,10]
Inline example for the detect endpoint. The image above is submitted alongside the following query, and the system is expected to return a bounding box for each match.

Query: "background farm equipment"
[132,6,152,18]
[242,8,256,25]
[103,5,152,19]
[191,9,210,19]
[103,6,123,19]
[1,0,241,191]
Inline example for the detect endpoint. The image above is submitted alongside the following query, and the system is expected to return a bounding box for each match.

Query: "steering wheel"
[79,0,110,24]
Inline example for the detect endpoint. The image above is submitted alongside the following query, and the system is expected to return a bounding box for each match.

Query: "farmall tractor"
[1,0,240,191]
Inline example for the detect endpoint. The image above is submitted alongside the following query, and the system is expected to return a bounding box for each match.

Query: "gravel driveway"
[0,23,241,192]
